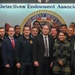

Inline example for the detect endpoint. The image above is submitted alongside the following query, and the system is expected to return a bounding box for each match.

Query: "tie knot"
[11,38,14,40]
[45,36,47,38]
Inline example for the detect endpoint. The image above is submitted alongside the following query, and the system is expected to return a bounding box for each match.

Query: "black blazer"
[71,35,75,68]
[33,34,54,63]
[1,37,16,67]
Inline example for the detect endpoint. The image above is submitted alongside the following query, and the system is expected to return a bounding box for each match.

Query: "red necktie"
[11,39,15,48]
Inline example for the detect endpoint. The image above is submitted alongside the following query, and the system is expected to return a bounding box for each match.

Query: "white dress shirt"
[43,34,49,57]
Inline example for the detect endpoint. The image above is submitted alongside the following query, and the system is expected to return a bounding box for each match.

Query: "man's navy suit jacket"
[1,37,16,67]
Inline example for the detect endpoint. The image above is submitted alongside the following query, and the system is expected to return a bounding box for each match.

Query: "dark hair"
[14,25,20,29]
[70,22,75,25]
[60,24,67,28]
[31,26,39,30]
[0,27,4,29]
[33,21,40,25]
[23,26,30,31]
[68,27,74,31]
[58,31,66,36]
[51,27,58,31]
[42,24,50,29]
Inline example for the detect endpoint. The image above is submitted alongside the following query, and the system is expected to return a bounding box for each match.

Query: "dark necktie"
[11,39,15,48]
[44,37,48,57]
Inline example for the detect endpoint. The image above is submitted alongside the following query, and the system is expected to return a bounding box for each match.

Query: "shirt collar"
[8,36,14,40]
[42,34,48,38]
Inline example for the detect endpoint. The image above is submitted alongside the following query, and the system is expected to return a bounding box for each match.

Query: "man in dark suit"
[1,26,16,75]
[71,35,75,75]
[33,24,54,75]
[0,27,5,75]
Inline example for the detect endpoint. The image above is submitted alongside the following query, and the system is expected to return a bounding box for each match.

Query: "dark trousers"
[49,67,54,75]
[54,72,66,75]
[0,66,5,75]
[72,68,75,75]
[20,62,33,75]
[5,66,16,75]
[33,66,36,75]
[36,57,50,75]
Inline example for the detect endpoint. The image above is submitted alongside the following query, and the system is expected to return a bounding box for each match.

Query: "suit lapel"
[7,37,15,49]
[40,34,45,50]
[48,35,50,48]
[7,37,13,48]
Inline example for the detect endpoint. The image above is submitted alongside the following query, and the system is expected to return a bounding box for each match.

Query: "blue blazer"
[1,37,16,67]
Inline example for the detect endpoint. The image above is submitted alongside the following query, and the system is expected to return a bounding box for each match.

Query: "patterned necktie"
[11,39,15,48]
[44,37,48,57]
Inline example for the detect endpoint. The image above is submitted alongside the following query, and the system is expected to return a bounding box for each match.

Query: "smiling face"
[23,26,31,36]
[67,27,74,37]
[58,32,66,41]
[60,25,67,33]
[31,27,39,37]
[8,27,15,37]
[50,28,58,38]
[33,21,41,29]
[42,25,50,36]
[0,28,5,38]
